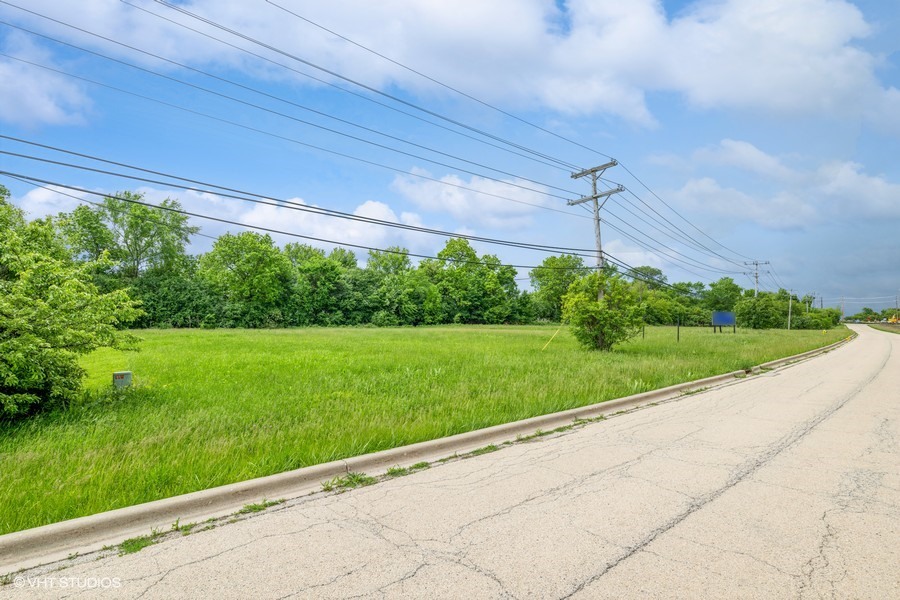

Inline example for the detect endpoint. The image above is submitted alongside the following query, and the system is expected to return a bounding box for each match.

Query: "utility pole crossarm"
[566,184,625,207]
[570,160,618,180]
[744,260,770,297]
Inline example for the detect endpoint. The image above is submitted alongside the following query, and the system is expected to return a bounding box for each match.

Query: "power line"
[4,139,749,290]
[0,148,603,258]
[0,17,580,203]
[1,171,622,273]
[116,0,573,173]
[5,174,707,299]
[145,0,584,172]
[602,202,743,275]
[264,0,597,166]
[258,0,752,265]
[2,3,756,278]
[5,174,218,241]
[0,53,590,222]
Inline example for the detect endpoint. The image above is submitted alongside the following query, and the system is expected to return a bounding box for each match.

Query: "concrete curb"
[0,332,857,574]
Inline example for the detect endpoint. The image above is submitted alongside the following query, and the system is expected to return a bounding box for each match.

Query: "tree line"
[21,189,844,332]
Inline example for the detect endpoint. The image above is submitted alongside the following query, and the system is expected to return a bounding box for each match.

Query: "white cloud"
[672,139,900,229]
[11,183,439,258]
[693,139,797,181]
[605,238,664,270]
[672,177,817,230]
[4,0,899,130]
[13,184,90,217]
[0,33,91,127]
[390,168,549,229]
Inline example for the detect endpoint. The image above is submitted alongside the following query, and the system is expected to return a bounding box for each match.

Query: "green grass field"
[869,323,900,335]
[0,325,850,534]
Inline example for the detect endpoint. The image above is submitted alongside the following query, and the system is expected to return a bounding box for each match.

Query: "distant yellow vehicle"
[890,315,899,324]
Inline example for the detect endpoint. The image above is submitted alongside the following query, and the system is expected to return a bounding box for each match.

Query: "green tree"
[703,277,743,312]
[100,192,198,278]
[367,247,412,275]
[421,239,522,324]
[198,232,293,327]
[641,289,676,325]
[529,254,590,321]
[328,247,358,269]
[56,204,116,263]
[629,265,667,290]
[562,271,644,351]
[283,243,325,267]
[129,259,224,328]
[0,189,141,418]
[57,193,198,279]
[735,294,783,329]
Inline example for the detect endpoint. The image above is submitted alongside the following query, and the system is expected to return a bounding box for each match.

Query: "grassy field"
[0,325,849,534]
[869,323,900,335]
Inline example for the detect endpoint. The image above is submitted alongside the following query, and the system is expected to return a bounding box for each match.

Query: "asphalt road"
[3,324,898,599]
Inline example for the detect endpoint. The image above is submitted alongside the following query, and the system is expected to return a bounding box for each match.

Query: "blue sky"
[2,0,899,313]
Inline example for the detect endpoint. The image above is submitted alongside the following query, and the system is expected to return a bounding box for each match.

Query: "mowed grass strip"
[869,323,900,335]
[0,325,849,534]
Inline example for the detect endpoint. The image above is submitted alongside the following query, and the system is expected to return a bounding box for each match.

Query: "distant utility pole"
[807,291,815,314]
[568,160,624,300]
[841,295,845,319]
[743,260,770,297]
[788,289,793,330]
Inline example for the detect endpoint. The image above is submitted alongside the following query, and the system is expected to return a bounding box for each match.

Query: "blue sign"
[712,311,736,326]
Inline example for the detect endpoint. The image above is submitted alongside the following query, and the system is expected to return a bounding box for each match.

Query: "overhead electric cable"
[145,0,584,172]
[0,13,581,198]
[1,145,604,257]
[0,20,578,202]
[603,202,742,274]
[260,0,752,263]
[0,53,589,222]
[4,174,219,241]
[1,172,609,272]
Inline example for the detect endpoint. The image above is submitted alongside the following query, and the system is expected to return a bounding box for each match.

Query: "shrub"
[562,271,643,351]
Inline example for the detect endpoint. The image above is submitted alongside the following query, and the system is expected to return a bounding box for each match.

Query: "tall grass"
[0,325,848,534]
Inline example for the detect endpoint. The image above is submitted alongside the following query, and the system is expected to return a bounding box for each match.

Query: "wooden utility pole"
[568,160,623,300]
[788,289,793,330]
[743,260,770,297]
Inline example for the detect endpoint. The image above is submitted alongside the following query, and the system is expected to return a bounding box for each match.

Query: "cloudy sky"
[2,0,899,312]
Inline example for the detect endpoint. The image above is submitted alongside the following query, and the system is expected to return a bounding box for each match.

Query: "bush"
[0,194,141,418]
[735,295,784,329]
[562,271,643,351]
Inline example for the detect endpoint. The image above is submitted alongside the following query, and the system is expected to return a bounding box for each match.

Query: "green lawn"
[869,323,900,335]
[0,325,849,534]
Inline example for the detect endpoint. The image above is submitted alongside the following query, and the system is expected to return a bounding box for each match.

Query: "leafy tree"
[0,189,141,418]
[57,193,198,279]
[529,254,590,321]
[735,294,783,329]
[849,307,879,321]
[98,192,198,278]
[289,251,349,325]
[129,259,224,328]
[283,243,325,267]
[629,265,667,290]
[198,232,293,327]
[328,247,358,269]
[367,247,412,275]
[562,270,643,351]
[420,239,520,324]
[703,277,743,312]
[56,204,115,263]
[642,290,676,325]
